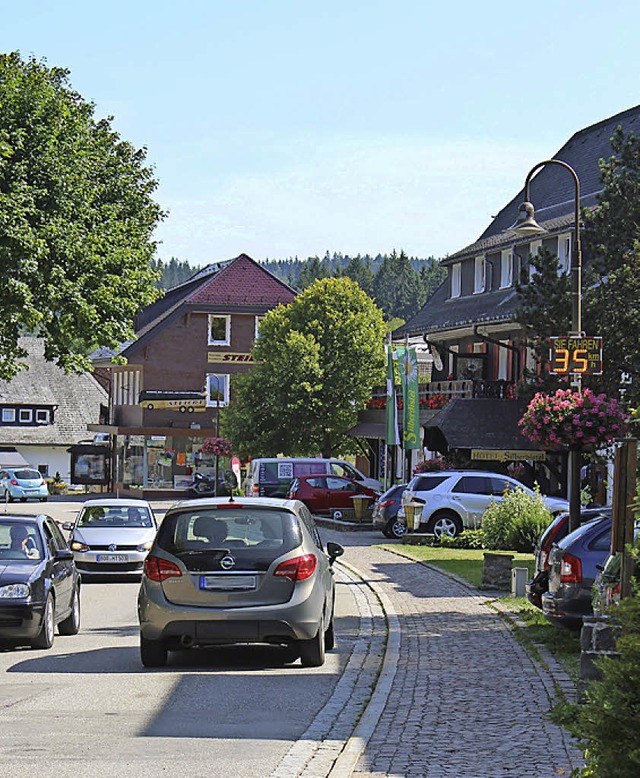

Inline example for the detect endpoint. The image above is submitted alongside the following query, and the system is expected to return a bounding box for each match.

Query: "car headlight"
[136,542,153,553]
[0,583,30,599]
[70,541,89,552]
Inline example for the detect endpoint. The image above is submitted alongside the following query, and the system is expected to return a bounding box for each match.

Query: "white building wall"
[16,446,72,484]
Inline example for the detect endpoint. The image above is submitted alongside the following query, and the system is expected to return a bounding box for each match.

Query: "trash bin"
[403,502,423,532]
[351,495,373,522]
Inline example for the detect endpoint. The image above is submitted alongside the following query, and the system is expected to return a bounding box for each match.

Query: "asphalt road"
[0,497,363,777]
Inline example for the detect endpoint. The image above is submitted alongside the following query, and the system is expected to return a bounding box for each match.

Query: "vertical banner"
[385,345,400,446]
[399,346,420,450]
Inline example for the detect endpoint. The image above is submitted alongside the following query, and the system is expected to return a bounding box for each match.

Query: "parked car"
[399,471,570,538]
[541,514,612,629]
[592,527,640,616]
[0,514,81,649]
[63,498,157,578]
[137,496,344,668]
[0,467,49,502]
[285,474,379,517]
[372,483,408,539]
[245,457,382,497]
[526,507,612,608]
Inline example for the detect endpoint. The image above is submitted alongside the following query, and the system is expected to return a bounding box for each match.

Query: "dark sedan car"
[372,483,408,539]
[0,514,81,649]
[526,507,611,608]
[541,514,612,629]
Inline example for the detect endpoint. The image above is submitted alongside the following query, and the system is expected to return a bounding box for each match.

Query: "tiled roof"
[0,338,108,445]
[186,253,297,307]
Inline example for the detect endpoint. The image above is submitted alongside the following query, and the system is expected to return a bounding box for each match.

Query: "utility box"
[511,567,528,598]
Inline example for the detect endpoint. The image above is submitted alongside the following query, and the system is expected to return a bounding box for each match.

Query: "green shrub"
[481,486,552,552]
[552,594,640,777]
[438,529,485,549]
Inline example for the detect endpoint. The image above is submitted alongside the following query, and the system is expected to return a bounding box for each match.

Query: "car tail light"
[541,518,566,570]
[379,499,394,509]
[144,555,182,582]
[10,479,18,486]
[560,553,582,583]
[274,554,317,582]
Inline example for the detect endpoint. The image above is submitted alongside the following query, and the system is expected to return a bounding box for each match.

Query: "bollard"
[511,567,528,598]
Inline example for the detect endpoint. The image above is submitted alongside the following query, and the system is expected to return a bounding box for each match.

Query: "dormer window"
[558,233,571,275]
[500,250,513,288]
[450,263,461,298]
[529,240,543,280]
[474,256,486,294]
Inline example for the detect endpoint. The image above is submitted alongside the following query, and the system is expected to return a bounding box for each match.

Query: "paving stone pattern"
[341,544,583,778]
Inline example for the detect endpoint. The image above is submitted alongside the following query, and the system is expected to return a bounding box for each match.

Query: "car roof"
[80,498,152,508]
[165,496,303,512]
[0,513,47,523]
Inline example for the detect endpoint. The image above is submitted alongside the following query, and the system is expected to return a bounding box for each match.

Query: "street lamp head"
[508,201,547,236]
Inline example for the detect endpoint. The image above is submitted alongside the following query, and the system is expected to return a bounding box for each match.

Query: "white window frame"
[474,255,485,294]
[500,250,513,289]
[19,409,33,423]
[1,408,15,423]
[208,315,231,346]
[448,345,459,378]
[450,263,461,298]
[35,409,50,424]
[557,233,571,276]
[528,240,543,280]
[498,340,509,381]
[254,315,265,340]
[205,374,230,407]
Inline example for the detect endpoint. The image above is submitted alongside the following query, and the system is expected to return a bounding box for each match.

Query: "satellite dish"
[429,344,444,372]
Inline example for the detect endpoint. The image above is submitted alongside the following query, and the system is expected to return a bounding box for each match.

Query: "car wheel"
[58,586,81,635]
[299,616,326,667]
[426,511,463,539]
[20,497,27,503]
[386,517,408,539]
[32,594,55,650]
[140,635,168,668]
[39,497,48,502]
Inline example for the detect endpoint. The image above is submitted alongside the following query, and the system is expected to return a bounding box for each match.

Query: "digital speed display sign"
[549,336,603,375]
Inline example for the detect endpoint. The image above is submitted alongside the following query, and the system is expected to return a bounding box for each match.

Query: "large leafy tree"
[0,52,164,378]
[222,277,386,457]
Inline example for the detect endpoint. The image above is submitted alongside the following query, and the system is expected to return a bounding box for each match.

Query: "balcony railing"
[366,379,515,409]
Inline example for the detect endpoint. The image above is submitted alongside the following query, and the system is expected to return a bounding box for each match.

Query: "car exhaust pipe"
[180,634,194,648]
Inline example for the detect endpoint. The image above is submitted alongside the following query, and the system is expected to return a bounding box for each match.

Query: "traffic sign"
[549,336,602,375]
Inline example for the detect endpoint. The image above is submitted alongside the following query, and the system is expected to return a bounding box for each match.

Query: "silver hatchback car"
[137,496,343,668]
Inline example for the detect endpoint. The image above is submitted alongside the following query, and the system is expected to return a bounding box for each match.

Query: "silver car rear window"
[156,507,301,554]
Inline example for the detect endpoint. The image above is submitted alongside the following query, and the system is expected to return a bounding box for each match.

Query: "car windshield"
[77,505,153,528]
[12,469,41,480]
[0,521,44,561]
[156,507,300,555]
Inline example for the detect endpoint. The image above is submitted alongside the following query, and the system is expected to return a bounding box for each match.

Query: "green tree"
[373,249,420,320]
[297,256,331,289]
[0,52,164,378]
[222,277,386,457]
[582,126,640,406]
[335,254,375,297]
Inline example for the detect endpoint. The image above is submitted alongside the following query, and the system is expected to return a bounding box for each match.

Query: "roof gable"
[186,254,297,307]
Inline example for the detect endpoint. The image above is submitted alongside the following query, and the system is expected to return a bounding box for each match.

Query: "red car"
[286,474,379,517]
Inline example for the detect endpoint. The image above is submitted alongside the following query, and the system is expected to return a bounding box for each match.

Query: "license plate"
[200,575,256,591]
[97,554,129,563]
[27,490,40,495]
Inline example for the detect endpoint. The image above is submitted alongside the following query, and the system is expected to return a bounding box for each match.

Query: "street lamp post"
[510,159,583,533]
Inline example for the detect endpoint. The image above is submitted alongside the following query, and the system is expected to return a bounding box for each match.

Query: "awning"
[346,421,386,439]
[423,398,544,454]
[0,448,31,468]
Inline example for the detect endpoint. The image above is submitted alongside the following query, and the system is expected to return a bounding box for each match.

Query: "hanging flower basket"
[200,437,233,457]
[519,389,628,450]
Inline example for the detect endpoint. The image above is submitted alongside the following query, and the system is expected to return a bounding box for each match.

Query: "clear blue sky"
[3,1,640,265]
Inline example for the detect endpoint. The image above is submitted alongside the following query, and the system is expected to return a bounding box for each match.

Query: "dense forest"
[150,250,446,323]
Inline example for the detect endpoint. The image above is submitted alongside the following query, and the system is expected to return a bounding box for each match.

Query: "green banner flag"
[397,347,421,450]
[385,346,399,446]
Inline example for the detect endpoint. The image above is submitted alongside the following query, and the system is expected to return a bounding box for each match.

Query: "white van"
[245,458,382,497]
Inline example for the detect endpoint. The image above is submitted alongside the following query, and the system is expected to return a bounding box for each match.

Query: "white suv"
[400,471,570,538]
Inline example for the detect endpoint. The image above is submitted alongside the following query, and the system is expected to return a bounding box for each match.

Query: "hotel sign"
[471,449,546,462]
[207,352,254,364]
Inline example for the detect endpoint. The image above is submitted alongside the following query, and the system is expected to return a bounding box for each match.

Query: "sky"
[3,1,640,266]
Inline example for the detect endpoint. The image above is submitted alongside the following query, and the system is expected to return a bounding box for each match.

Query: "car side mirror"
[54,548,74,561]
[326,541,344,564]
[62,522,74,531]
